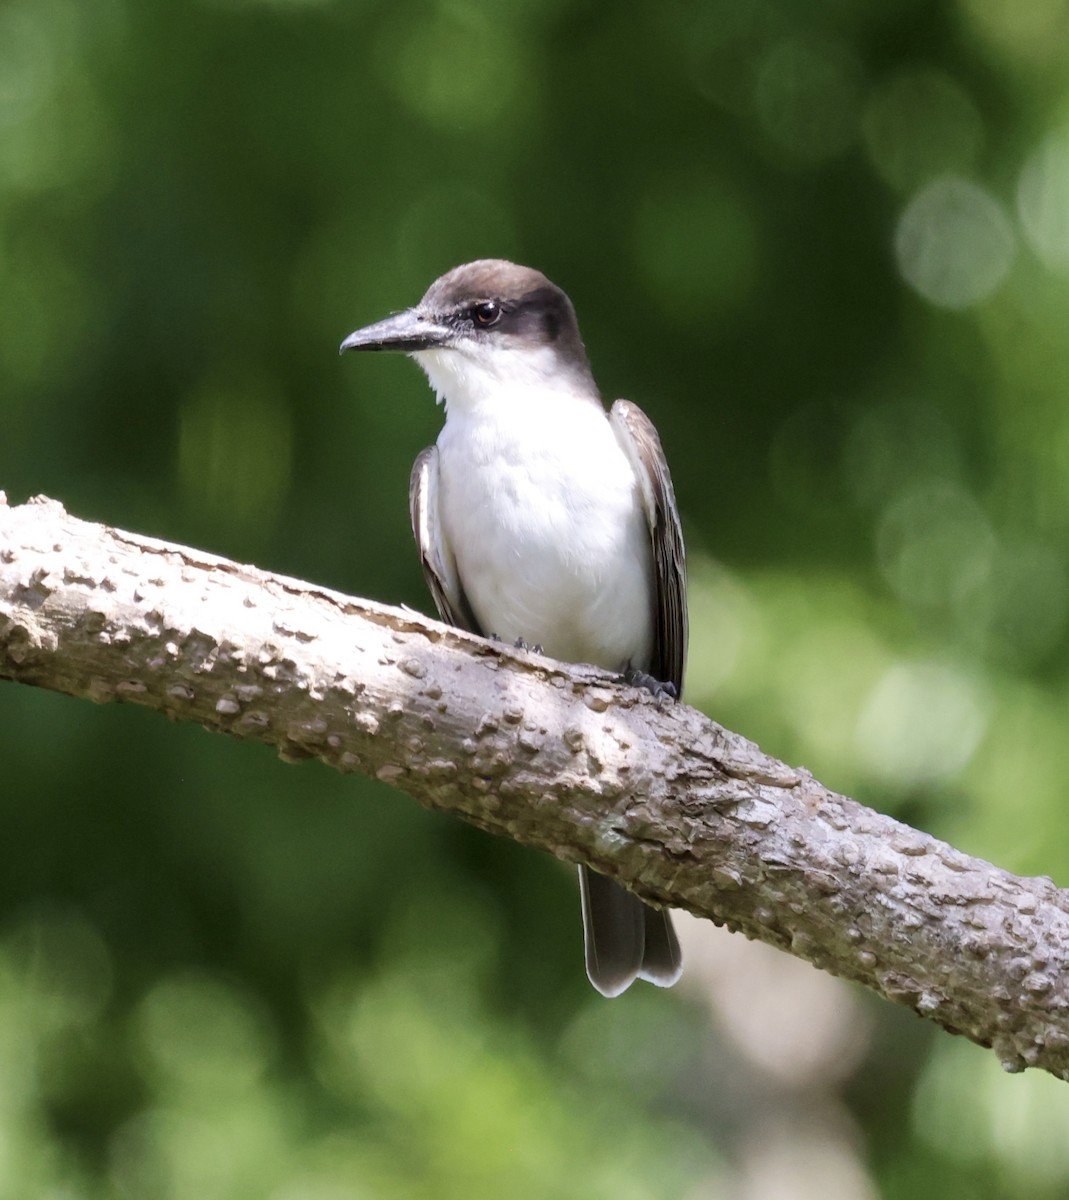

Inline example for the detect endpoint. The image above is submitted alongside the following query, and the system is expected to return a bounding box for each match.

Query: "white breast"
[433,386,654,672]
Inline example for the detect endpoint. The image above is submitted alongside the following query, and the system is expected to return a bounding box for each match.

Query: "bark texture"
[2,493,1068,1079]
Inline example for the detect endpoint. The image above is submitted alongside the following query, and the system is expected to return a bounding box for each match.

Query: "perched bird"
[340,259,687,996]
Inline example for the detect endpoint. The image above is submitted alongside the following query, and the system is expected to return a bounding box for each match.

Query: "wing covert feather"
[609,400,688,695]
[408,446,481,634]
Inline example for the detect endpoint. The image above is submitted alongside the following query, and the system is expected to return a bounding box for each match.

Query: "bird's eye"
[471,301,501,327]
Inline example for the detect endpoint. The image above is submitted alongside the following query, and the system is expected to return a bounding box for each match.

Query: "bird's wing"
[609,400,688,695]
[409,445,482,634]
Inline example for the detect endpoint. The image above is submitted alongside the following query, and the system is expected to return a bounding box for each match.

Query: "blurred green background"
[4,0,1069,1195]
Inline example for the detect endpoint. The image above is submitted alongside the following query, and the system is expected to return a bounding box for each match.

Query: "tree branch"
[2,492,1067,1079]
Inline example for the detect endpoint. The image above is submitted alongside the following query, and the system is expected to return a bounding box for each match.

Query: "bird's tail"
[579,865,682,997]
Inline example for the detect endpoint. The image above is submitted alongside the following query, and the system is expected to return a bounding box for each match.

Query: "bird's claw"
[620,668,678,701]
[489,633,544,654]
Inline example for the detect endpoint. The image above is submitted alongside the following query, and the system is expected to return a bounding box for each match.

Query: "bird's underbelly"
[437,450,654,672]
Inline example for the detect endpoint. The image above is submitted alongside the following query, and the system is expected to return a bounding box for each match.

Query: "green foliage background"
[4,0,1069,1195]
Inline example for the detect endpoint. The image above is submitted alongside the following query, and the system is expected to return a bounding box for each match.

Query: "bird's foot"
[620,667,678,701]
[489,633,545,654]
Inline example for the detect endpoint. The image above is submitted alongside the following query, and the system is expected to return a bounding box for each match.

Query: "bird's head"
[340,259,599,411]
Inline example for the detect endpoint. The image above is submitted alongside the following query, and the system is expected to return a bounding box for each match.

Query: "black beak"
[339,308,451,355]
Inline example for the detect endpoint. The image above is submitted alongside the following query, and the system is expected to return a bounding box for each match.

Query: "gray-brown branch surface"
[1,492,1068,1079]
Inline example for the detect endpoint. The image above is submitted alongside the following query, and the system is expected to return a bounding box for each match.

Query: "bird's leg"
[619,667,678,701]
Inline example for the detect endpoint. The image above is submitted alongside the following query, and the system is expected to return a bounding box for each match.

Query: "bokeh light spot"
[686,557,759,700]
[561,990,695,1094]
[134,972,276,1095]
[894,176,1015,309]
[862,68,983,194]
[1018,129,1069,271]
[681,0,789,115]
[0,6,57,130]
[378,5,531,134]
[110,1095,293,1199]
[855,660,990,786]
[959,0,1069,65]
[0,3,116,197]
[689,923,871,1090]
[876,481,995,610]
[199,0,334,9]
[957,540,1069,667]
[6,905,112,1032]
[916,1037,1069,1184]
[753,35,861,165]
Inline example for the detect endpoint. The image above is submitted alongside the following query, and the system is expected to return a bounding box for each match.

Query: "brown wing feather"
[609,400,688,696]
[409,445,481,634]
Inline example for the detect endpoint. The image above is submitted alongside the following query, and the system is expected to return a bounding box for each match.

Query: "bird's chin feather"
[413,343,594,416]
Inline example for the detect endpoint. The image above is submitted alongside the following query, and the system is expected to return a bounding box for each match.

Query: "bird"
[340,259,687,996]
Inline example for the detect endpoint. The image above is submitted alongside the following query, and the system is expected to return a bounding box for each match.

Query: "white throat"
[412,343,596,416]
